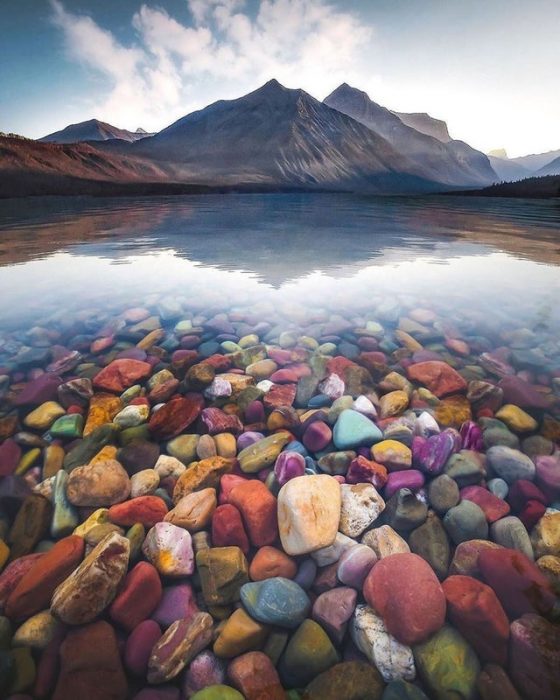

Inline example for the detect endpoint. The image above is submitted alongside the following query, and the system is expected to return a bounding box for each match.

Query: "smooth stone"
[50,469,79,538]
[351,603,415,683]
[443,450,486,488]
[310,532,355,567]
[413,624,480,700]
[371,440,412,471]
[427,474,459,514]
[443,574,509,665]
[448,539,503,579]
[229,480,278,547]
[238,432,291,473]
[52,620,127,700]
[303,660,385,700]
[240,577,310,629]
[339,483,385,537]
[384,470,425,500]
[311,586,357,644]
[363,553,446,646]
[487,477,509,500]
[460,485,510,523]
[337,544,377,588]
[280,619,339,688]
[478,547,556,618]
[23,402,65,431]
[490,516,534,559]
[333,410,383,450]
[414,430,459,476]
[190,687,243,700]
[66,459,130,507]
[227,650,284,700]
[476,664,521,700]
[249,546,297,581]
[407,361,467,397]
[197,546,249,606]
[382,680,429,700]
[535,454,560,501]
[109,561,162,632]
[379,390,409,419]
[443,500,488,545]
[165,436,198,466]
[278,474,341,555]
[531,511,560,558]
[12,610,57,650]
[125,619,162,676]
[165,489,217,532]
[130,469,160,497]
[213,607,268,659]
[151,583,199,628]
[5,535,84,620]
[495,404,538,433]
[211,504,249,554]
[409,511,450,580]
[317,450,356,476]
[114,404,149,429]
[148,612,213,684]
[8,494,52,560]
[509,613,560,700]
[486,446,535,484]
[382,488,428,534]
[361,525,410,558]
[182,651,227,698]
[142,522,194,577]
[274,451,306,486]
[51,532,129,625]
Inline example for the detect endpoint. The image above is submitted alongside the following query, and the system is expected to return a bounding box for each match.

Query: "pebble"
[1,297,559,699]
[142,522,194,577]
[277,474,341,555]
[240,577,310,628]
[51,532,130,625]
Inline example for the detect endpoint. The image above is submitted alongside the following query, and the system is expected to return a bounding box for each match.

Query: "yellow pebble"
[496,404,538,433]
[0,539,10,570]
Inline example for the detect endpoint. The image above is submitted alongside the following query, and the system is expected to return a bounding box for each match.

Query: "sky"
[1,0,558,157]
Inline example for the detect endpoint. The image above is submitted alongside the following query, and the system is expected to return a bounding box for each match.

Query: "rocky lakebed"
[0,294,559,700]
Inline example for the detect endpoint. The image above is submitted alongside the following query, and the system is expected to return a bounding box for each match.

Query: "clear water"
[0,194,559,339]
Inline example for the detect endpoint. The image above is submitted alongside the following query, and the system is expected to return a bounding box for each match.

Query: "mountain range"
[1,79,558,198]
[486,147,560,182]
[40,119,154,144]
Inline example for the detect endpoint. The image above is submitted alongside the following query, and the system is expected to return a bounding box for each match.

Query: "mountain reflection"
[0,194,559,288]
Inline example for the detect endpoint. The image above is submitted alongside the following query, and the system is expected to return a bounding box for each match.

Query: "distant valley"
[1,80,558,198]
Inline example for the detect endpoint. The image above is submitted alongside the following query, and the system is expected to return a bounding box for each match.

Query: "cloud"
[49,0,373,131]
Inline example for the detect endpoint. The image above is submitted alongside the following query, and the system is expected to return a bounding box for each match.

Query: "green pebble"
[239,334,259,348]
[279,619,339,688]
[119,424,150,446]
[63,424,118,471]
[413,625,480,700]
[167,434,199,464]
[221,341,240,353]
[120,384,142,404]
[299,336,319,350]
[279,331,298,348]
[8,646,36,694]
[191,686,244,700]
[50,469,79,538]
[318,342,337,355]
[126,523,146,561]
[50,414,84,439]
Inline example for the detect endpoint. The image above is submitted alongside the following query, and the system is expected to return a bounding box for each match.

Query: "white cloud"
[49,0,373,131]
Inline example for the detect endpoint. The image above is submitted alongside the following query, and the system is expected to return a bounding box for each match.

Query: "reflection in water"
[0,193,559,332]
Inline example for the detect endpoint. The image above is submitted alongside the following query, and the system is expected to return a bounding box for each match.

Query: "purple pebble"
[302,421,332,453]
[182,650,227,698]
[274,451,306,486]
[125,620,162,676]
[385,469,425,499]
[151,584,199,628]
[237,431,264,451]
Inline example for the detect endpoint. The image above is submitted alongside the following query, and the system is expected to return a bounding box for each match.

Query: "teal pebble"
[51,469,79,538]
[333,409,383,449]
[50,414,84,439]
[240,577,310,629]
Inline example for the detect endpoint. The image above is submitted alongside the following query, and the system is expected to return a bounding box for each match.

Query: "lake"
[0,193,559,699]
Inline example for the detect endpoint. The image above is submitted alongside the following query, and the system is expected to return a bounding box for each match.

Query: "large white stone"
[351,603,416,682]
[278,474,341,555]
[339,483,385,538]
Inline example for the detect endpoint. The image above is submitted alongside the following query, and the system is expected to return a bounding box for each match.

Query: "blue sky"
[1,0,558,156]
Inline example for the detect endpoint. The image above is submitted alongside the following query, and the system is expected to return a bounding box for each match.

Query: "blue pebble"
[308,394,332,408]
[285,440,309,457]
[333,409,383,450]
[240,577,310,629]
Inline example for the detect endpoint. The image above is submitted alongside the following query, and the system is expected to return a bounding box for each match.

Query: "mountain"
[510,149,560,172]
[0,134,171,197]
[487,148,508,159]
[324,83,496,186]
[487,155,532,182]
[393,111,451,143]
[131,79,446,192]
[536,155,560,177]
[40,119,155,144]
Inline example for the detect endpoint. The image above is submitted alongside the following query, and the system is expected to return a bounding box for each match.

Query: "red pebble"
[33,625,67,699]
[219,474,249,504]
[363,552,446,646]
[108,496,168,528]
[227,651,285,700]
[129,397,150,407]
[212,504,250,554]
[109,562,162,632]
[518,499,547,531]
[124,619,162,676]
[460,486,510,523]
[442,574,510,665]
[66,405,84,415]
[229,480,279,547]
[479,547,556,619]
